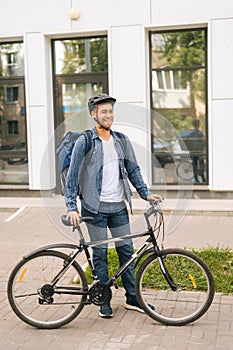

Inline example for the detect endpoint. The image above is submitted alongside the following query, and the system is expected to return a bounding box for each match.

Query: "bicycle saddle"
[61,215,94,226]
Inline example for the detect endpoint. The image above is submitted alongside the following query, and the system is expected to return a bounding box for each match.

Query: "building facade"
[0,0,233,193]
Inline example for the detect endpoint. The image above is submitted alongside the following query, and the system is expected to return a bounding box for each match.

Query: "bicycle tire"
[176,160,193,181]
[7,250,88,329]
[135,248,214,326]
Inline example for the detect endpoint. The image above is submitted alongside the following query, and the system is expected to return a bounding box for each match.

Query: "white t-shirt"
[100,135,125,202]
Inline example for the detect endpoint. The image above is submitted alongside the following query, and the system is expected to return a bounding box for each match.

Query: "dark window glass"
[7,120,18,135]
[150,28,207,185]
[6,87,18,103]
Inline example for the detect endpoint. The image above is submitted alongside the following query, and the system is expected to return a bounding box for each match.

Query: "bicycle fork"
[156,253,178,291]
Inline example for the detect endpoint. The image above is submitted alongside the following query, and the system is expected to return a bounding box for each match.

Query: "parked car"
[0,140,28,165]
[153,138,174,168]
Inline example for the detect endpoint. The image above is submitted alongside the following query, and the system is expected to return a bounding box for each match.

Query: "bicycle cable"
[152,203,165,249]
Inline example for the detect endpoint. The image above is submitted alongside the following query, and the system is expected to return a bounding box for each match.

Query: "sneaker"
[99,304,113,318]
[124,298,144,313]
[124,298,155,313]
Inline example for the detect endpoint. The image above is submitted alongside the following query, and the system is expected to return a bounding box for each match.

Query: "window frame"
[51,35,109,130]
[7,120,19,135]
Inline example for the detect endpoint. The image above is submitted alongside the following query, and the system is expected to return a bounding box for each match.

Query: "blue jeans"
[81,202,136,301]
[192,155,206,182]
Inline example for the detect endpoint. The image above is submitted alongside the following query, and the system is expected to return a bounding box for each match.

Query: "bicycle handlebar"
[147,200,162,214]
[61,200,162,228]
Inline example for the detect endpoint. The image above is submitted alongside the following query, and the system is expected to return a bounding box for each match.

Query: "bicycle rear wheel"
[135,248,214,326]
[7,250,88,329]
[176,160,193,181]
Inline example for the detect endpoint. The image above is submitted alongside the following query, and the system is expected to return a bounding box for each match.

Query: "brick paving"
[0,205,233,350]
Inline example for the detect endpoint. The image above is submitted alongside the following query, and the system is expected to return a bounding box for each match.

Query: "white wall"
[109,25,153,183]
[1,0,233,190]
[0,0,151,36]
[209,18,233,190]
[1,0,233,35]
[24,33,55,190]
[151,0,233,26]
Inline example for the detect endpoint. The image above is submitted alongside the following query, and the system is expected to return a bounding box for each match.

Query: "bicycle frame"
[8,200,214,329]
[24,202,177,299]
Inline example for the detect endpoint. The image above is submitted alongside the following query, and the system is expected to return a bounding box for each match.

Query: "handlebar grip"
[145,200,162,218]
[61,215,94,227]
[150,199,162,206]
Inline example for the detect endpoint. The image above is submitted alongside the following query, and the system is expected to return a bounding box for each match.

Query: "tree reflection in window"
[151,28,206,134]
[54,37,108,74]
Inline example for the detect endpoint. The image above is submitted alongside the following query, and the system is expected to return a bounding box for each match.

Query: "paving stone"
[0,208,233,350]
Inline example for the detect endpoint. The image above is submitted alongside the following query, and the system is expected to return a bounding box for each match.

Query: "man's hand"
[66,211,80,227]
[147,194,162,202]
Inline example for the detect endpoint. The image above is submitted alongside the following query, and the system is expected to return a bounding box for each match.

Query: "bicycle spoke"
[135,249,214,326]
[8,251,88,329]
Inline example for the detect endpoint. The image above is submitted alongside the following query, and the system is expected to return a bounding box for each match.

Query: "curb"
[1,197,233,215]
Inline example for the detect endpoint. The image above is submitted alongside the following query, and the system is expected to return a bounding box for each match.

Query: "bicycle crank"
[89,282,112,305]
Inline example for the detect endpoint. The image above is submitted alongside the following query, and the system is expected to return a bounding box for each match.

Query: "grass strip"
[85,246,233,294]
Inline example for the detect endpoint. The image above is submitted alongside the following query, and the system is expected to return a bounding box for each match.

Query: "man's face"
[92,103,114,128]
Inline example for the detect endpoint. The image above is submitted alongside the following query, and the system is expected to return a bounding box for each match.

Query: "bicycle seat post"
[76,225,85,242]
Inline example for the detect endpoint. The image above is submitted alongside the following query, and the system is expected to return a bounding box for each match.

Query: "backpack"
[187,130,205,153]
[180,129,205,153]
[56,130,92,195]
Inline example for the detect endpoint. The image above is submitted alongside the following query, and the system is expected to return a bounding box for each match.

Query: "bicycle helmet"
[88,93,116,113]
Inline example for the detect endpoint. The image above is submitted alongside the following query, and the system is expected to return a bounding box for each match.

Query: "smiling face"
[91,102,114,129]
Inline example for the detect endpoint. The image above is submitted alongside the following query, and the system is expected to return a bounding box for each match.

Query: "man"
[65,93,161,318]
[190,119,206,183]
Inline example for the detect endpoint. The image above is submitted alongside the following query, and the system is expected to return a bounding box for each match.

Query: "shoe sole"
[99,312,113,318]
[123,303,145,313]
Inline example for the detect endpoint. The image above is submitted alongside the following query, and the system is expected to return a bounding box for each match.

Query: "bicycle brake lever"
[150,199,162,207]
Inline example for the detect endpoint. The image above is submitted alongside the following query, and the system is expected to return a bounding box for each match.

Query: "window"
[52,36,108,192]
[150,28,207,185]
[53,36,108,133]
[0,41,28,184]
[0,43,24,76]
[54,37,108,74]
[7,120,18,135]
[6,86,18,103]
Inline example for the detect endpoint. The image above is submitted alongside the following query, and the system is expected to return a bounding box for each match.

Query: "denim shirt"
[64,127,151,214]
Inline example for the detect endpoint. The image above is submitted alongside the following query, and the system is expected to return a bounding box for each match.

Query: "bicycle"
[7,201,215,329]
[176,153,206,182]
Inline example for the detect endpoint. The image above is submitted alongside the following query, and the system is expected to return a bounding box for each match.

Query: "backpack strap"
[83,130,92,155]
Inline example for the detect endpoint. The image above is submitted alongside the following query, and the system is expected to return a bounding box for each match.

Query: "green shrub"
[192,246,233,294]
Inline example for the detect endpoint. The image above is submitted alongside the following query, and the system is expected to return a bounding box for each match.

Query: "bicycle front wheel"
[7,250,88,329]
[135,248,214,326]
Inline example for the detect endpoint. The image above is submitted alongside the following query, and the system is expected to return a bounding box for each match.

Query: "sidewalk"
[1,195,233,249]
[1,198,233,349]
[1,195,233,214]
